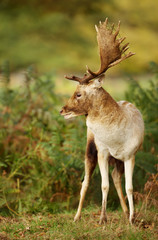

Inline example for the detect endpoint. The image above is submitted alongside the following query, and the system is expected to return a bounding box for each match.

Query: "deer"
[60,18,144,224]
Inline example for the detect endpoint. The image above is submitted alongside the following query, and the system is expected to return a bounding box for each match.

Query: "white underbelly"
[87,120,142,161]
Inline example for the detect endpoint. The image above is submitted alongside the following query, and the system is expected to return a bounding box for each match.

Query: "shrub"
[0,62,157,216]
[0,63,86,215]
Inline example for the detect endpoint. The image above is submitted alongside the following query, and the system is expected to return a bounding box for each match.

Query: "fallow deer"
[60,18,144,224]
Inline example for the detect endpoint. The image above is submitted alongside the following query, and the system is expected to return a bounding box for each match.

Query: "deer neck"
[87,88,120,123]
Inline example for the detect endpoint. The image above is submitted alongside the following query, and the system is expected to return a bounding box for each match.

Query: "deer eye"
[76,93,82,98]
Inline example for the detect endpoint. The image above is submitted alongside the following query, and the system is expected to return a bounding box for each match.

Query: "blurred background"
[0,0,158,94]
[0,0,157,216]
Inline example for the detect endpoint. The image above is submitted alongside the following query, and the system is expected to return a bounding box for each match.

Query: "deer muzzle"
[60,106,76,119]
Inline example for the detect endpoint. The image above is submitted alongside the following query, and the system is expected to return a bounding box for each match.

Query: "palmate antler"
[65,18,135,84]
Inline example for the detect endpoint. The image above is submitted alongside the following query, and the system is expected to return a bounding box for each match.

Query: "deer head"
[60,18,134,118]
[60,76,106,119]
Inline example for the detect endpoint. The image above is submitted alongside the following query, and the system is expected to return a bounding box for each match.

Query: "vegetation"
[0,207,157,240]
[0,63,157,239]
[0,62,86,216]
[0,62,157,218]
[0,2,158,238]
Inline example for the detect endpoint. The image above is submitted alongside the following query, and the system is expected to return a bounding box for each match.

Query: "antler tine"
[108,52,135,69]
[122,46,129,54]
[114,20,121,40]
[95,24,99,33]
[65,75,82,83]
[119,37,126,44]
[86,65,97,76]
[121,42,129,53]
[111,23,115,33]
[103,17,108,27]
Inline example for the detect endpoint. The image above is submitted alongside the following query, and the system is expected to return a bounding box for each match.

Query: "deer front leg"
[74,137,97,222]
[98,150,109,224]
[124,156,135,224]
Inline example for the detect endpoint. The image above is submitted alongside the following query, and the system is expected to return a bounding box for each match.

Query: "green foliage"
[0,62,157,216]
[0,63,86,216]
[125,62,158,189]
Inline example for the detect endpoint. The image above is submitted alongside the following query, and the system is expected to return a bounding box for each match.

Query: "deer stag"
[60,18,144,224]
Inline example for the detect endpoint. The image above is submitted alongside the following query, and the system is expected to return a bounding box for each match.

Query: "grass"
[0,206,157,240]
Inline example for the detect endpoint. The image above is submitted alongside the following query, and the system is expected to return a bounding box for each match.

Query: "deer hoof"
[129,214,135,225]
[74,214,81,222]
[99,216,107,225]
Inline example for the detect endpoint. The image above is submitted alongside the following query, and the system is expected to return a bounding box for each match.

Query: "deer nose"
[60,109,63,114]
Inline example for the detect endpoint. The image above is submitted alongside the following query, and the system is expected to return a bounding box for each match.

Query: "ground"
[0,206,157,240]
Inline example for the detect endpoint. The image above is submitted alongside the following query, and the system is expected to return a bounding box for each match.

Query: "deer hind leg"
[111,159,128,217]
[124,156,135,223]
[74,137,97,222]
[98,150,110,224]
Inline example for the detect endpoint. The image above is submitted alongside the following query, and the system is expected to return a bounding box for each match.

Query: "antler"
[65,18,135,84]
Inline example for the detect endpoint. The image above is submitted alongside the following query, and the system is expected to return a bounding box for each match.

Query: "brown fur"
[86,139,98,176]
[109,156,124,175]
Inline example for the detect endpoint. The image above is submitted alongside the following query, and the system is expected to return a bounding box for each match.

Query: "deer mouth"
[60,110,77,119]
[63,112,76,119]
[60,108,83,119]
[60,108,76,119]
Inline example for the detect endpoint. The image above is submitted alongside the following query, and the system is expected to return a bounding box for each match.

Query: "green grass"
[0,206,157,240]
